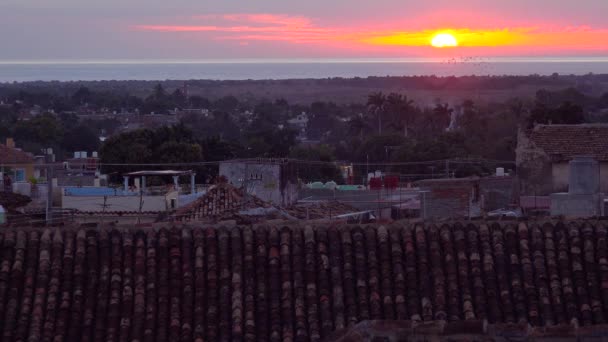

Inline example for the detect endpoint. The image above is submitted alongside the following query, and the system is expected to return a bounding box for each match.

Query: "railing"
[7,208,78,227]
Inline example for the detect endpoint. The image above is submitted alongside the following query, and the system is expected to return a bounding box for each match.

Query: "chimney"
[5,138,15,149]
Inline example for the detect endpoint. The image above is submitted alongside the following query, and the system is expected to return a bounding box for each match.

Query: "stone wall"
[419,181,476,220]
[515,128,554,196]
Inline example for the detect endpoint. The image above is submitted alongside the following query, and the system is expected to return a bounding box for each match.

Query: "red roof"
[0,144,33,164]
[1,222,607,340]
[526,124,608,161]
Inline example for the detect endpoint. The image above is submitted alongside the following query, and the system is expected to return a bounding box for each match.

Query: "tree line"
[2,81,608,183]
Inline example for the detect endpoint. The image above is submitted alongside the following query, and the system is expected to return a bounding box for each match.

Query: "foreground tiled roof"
[526,124,608,161]
[1,222,608,341]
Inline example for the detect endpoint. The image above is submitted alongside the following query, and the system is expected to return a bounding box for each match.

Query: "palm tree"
[348,113,371,139]
[367,92,386,135]
[431,103,453,133]
[386,93,415,137]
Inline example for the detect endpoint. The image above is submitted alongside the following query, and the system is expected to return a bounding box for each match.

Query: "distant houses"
[516,124,608,196]
[219,159,299,207]
[0,138,35,184]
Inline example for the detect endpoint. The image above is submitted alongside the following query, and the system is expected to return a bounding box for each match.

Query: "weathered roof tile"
[2,222,608,340]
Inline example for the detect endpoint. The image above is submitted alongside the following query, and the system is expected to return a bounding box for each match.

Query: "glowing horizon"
[133,14,608,56]
[3,1,608,60]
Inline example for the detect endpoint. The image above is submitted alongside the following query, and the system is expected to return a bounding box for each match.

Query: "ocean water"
[1,57,607,82]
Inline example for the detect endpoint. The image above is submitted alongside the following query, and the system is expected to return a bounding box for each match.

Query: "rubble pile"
[174,183,271,223]
[286,201,360,220]
[174,183,360,223]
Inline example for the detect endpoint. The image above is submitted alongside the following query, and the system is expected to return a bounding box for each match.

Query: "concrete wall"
[219,162,298,206]
[420,187,478,220]
[552,162,570,193]
[550,193,603,218]
[516,129,554,196]
[418,177,513,220]
[553,162,608,194]
[419,184,477,220]
[62,195,169,212]
[479,177,515,211]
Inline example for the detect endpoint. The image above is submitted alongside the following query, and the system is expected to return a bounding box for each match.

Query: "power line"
[2,157,516,168]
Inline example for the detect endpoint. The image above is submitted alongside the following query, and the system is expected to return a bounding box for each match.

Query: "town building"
[0,138,35,185]
[60,169,204,224]
[516,124,608,196]
[550,156,604,217]
[287,112,309,141]
[417,175,515,220]
[219,159,299,207]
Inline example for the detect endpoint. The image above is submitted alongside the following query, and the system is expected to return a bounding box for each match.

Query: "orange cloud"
[366,28,608,49]
[133,14,608,52]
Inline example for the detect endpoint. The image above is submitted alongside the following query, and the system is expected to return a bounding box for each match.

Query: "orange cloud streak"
[366,28,608,49]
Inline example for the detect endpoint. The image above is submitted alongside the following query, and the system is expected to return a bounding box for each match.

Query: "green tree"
[415,103,451,137]
[527,101,584,127]
[13,113,64,147]
[72,86,92,105]
[243,128,297,157]
[357,134,408,162]
[156,141,202,163]
[308,101,340,141]
[367,92,386,135]
[290,144,343,182]
[61,124,100,153]
[214,96,240,113]
[348,114,371,139]
[385,93,416,137]
[188,95,211,109]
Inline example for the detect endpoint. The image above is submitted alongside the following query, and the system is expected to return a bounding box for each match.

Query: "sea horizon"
[3,56,608,64]
[1,56,608,82]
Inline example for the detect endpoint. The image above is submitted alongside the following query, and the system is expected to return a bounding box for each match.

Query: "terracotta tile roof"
[526,124,608,161]
[328,320,608,341]
[1,222,608,341]
[173,183,270,222]
[0,144,33,164]
[174,184,360,223]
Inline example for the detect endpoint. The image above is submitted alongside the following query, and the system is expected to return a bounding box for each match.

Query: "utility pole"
[366,154,369,189]
[137,190,144,224]
[242,162,249,208]
[445,159,450,178]
[100,195,108,227]
[377,184,381,221]
[46,162,53,226]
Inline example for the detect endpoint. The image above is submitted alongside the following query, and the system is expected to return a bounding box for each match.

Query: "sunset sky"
[1,0,607,60]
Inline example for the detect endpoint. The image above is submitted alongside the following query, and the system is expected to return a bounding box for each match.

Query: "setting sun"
[431,33,458,48]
